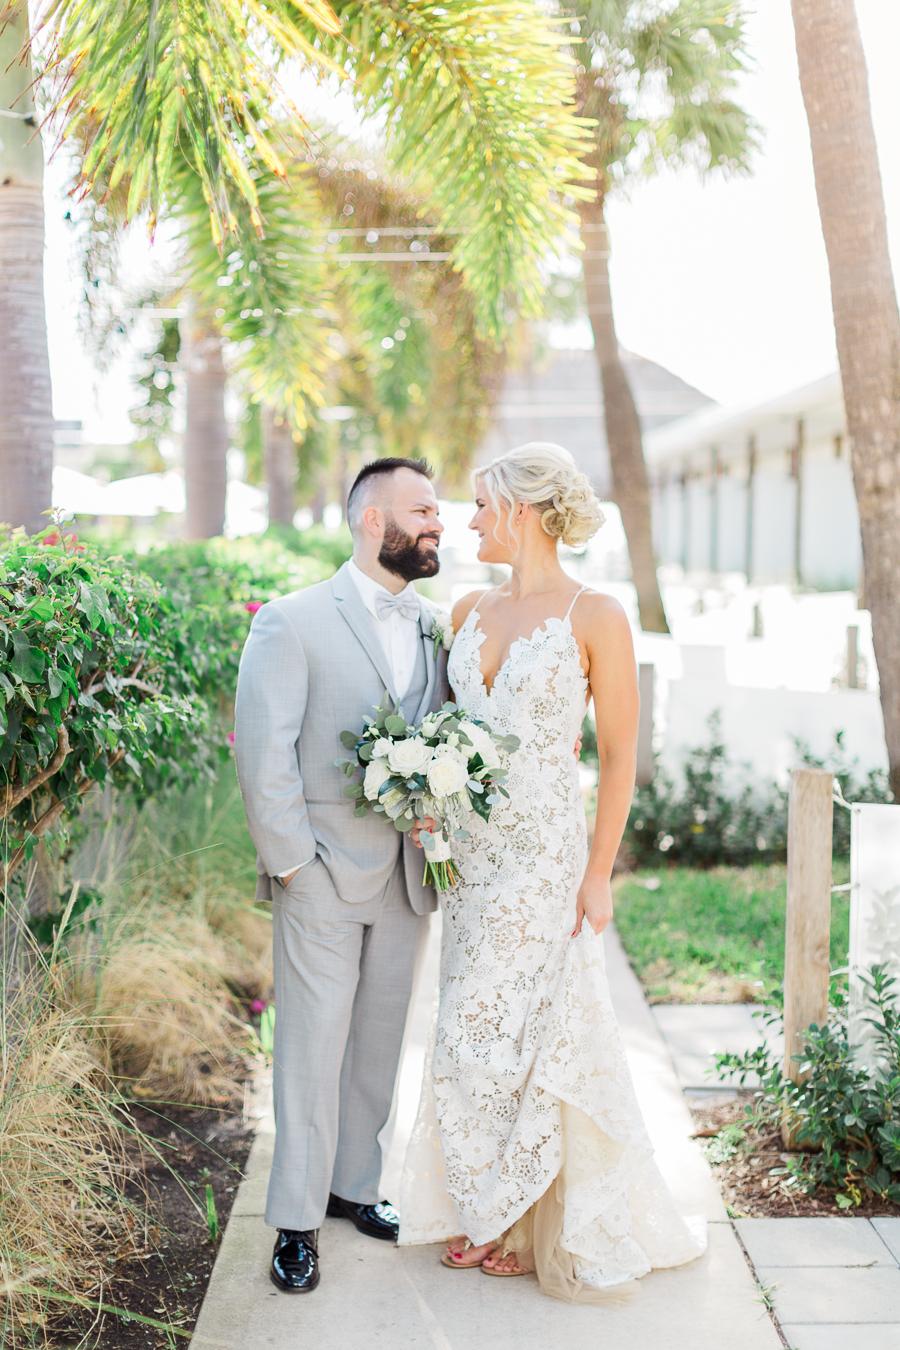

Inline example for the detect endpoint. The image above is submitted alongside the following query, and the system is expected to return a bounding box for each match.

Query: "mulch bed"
[690,1096,900,1219]
[51,1091,256,1348]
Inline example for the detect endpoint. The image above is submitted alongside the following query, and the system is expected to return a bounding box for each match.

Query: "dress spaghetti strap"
[563,585,588,622]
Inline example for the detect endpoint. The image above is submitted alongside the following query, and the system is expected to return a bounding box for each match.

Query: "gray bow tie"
[375,591,419,623]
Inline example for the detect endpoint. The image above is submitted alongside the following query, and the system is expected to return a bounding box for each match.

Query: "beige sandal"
[440,1236,500,1270]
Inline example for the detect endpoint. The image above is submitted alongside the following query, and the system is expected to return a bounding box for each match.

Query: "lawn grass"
[612,859,851,1003]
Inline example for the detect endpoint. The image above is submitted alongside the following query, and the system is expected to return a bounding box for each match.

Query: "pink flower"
[245,601,263,614]
[250,998,268,1014]
[41,531,61,547]
[226,731,235,746]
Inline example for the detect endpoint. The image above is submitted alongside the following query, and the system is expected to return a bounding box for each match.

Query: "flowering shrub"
[0,528,332,892]
[132,535,330,714]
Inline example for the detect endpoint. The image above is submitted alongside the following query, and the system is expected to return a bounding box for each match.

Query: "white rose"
[429,610,454,652]
[364,759,392,802]
[422,830,452,862]
[427,750,470,799]
[371,737,392,758]
[388,737,433,777]
[458,721,498,768]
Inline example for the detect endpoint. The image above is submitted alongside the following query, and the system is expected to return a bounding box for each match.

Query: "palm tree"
[790,0,900,799]
[562,0,756,632]
[2,0,592,529]
[262,408,298,528]
[182,299,229,538]
[0,4,54,531]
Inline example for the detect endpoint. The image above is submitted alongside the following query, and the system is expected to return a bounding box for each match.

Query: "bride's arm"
[572,595,639,936]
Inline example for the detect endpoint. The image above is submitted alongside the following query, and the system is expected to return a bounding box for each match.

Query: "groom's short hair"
[347,457,434,531]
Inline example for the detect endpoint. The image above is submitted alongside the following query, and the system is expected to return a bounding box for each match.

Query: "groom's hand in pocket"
[572,875,614,937]
[410,816,437,849]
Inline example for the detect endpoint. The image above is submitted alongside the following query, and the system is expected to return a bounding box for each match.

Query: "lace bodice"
[449,602,588,762]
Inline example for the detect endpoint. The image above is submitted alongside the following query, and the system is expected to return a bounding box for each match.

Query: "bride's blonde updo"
[477,442,605,549]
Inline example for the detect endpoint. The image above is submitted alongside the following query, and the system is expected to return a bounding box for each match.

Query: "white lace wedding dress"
[398,588,706,1299]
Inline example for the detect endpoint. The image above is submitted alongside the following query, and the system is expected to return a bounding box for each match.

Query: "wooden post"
[680,467,690,572]
[793,417,805,587]
[846,624,860,689]
[782,767,833,1146]
[709,446,719,574]
[744,435,756,583]
[635,664,655,788]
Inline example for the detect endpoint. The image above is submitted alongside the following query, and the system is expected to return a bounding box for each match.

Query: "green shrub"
[0,528,200,888]
[0,528,331,893]
[624,714,891,868]
[716,966,900,1207]
[132,534,331,710]
[262,520,351,573]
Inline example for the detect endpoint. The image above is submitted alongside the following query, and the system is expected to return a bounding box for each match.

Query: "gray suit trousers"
[265,854,426,1231]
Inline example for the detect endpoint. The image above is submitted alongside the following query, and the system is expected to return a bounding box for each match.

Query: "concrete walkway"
[191,923,781,1349]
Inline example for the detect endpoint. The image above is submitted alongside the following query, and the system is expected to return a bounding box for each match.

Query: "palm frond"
[181,158,336,429]
[570,0,757,181]
[34,0,340,242]
[310,1,595,340]
[311,150,503,478]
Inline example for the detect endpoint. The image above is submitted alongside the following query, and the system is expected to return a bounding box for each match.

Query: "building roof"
[476,345,714,494]
[643,371,844,469]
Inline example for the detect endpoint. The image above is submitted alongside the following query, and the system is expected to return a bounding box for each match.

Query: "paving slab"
[872,1219,900,1264]
[192,923,778,1349]
[651,1003,783,1091]
[736,1218,898,1268]
[780,1328,900,1350]
[754,1264,900,1324]
[192,1215,778,1350]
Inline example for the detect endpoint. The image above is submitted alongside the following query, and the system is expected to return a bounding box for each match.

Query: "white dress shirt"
[346,559,420,701]
[277,561,420,880]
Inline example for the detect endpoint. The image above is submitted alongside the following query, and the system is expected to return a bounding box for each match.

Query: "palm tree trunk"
[791,0,900,800]
[578,196,669,633]
[0,5,54,532]
[263,408,297,527]
[183,301,227,539]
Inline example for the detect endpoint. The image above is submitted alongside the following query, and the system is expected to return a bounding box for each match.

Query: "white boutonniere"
[429,609,454,660]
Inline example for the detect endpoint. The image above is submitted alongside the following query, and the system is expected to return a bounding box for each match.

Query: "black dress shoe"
[326,1194,400,1241]
[270,1228,320,1293]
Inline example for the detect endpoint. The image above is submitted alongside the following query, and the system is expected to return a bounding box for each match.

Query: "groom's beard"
[378,516,441,582]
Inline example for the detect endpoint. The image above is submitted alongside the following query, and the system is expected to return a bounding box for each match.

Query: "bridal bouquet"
[338,702,519,890]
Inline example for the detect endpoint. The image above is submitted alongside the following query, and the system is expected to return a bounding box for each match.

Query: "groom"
[234,457,449,1294]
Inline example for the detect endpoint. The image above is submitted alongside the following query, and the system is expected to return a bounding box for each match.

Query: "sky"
[42,0,900,443]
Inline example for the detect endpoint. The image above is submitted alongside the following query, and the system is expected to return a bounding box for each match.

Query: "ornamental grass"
[0,959,143,1346]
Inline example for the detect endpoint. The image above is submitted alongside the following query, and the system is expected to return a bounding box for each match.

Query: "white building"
[644,372,862,591]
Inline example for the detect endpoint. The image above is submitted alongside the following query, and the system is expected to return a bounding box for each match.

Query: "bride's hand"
[571,874,614,937]
[410,816,437,849]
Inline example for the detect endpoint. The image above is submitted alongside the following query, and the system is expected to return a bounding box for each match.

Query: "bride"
[398,442,706,1299]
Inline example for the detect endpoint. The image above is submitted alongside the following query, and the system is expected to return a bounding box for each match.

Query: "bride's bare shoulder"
[577,590,633,644]
[451,588,491,632]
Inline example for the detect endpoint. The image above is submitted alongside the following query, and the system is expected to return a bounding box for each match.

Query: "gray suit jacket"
[233,562,450,915]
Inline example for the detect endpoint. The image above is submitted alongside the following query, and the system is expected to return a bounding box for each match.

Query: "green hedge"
[0,527,335,891]
[625,714,891,868]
